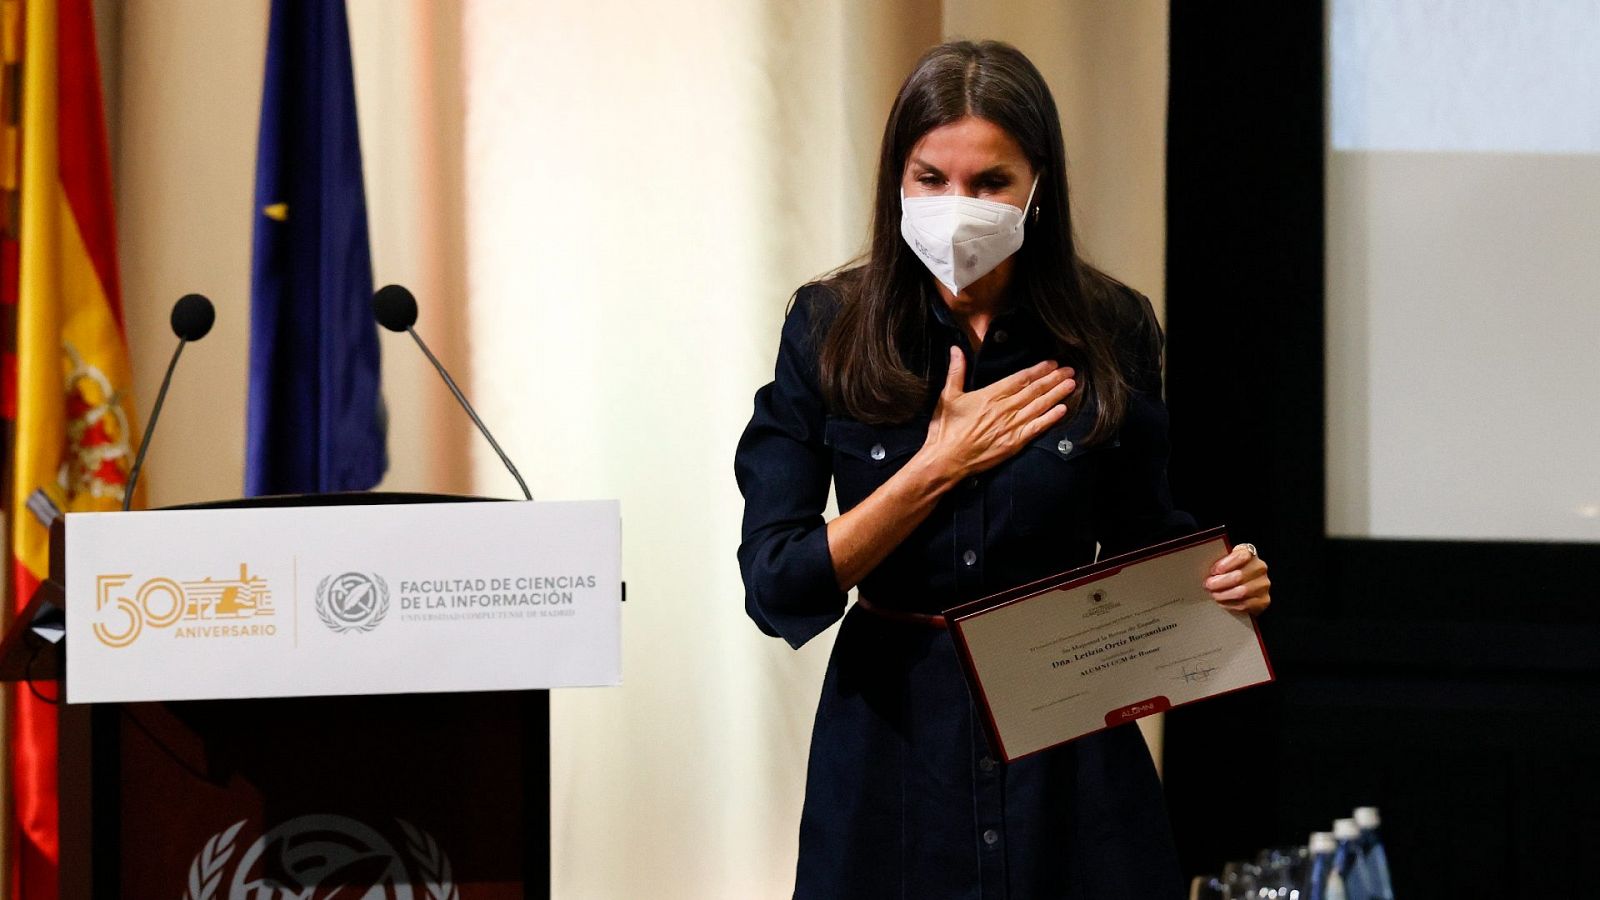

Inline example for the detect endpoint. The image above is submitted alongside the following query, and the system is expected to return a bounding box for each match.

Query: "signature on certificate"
[1174,662,1217,684]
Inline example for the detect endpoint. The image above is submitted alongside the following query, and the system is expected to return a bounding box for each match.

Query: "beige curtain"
[93,2,1167,897]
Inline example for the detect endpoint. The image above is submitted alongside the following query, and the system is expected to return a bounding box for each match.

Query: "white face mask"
[899,175,1038,295]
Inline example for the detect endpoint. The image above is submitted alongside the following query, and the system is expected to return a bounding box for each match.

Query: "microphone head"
[170,293,215,341]
[373,284,419,332]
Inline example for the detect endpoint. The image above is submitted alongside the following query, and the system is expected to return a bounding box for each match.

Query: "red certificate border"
[944,526,1275,763]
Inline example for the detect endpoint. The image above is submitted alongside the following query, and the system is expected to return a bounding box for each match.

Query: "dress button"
[983,829,1000,846]
[1056,438,1074,457]
[967,476,980,490]
[978,756,996,772]
[962,549,977,567]
[993,329,1008,344]
[870,444,886,461]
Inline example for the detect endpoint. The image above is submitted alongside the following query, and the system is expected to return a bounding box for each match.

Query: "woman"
[736,41,1270,898]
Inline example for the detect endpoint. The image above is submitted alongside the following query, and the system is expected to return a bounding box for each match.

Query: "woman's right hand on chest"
[916,347,1077,485]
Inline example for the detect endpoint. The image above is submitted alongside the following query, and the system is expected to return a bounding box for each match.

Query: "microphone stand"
[404,326,533,501]
[124,339,187,511]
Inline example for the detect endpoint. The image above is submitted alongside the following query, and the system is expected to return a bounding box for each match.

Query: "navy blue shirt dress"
[736,280,1195,899]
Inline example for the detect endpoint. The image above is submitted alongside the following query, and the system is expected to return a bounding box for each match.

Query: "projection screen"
[1324,0,1600,543]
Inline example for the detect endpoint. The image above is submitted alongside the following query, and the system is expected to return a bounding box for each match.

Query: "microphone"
[373,284,532,500]
[124,294,215,511]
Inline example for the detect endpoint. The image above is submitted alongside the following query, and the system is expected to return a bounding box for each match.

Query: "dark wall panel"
[1162,3,1599,896]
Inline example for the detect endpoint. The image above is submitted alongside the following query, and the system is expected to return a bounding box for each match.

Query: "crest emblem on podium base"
[183,815,459,900]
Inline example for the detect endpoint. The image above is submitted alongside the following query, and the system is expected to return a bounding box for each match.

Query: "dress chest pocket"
[824,417,926,510]
[1005,417,1117,537]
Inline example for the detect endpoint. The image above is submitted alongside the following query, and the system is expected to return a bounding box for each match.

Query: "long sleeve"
[735,288,847,649]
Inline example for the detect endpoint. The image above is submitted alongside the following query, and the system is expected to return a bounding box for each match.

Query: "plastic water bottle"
[1332,818,1373,900]
[1307,831,1337,900]
[1327,868,1348,900]
[1354,806,1395,899]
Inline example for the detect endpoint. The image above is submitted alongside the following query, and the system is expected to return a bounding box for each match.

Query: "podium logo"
[93,564,276,648]
[315,572,391,634]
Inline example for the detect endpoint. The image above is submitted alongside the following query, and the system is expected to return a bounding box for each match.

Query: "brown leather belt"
[856,596,948,629]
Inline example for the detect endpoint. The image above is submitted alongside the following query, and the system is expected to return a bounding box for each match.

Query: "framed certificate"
[945,527,1274,763]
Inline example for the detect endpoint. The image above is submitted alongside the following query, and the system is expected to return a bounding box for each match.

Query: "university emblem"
[316,572,391,633]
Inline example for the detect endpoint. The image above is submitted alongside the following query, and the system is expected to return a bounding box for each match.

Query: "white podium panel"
[64,500,621,703]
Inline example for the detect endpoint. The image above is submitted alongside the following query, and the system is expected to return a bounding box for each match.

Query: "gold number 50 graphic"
[93,574,185,648]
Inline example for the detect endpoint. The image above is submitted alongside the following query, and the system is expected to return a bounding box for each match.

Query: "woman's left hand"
[1204,544,1271,615]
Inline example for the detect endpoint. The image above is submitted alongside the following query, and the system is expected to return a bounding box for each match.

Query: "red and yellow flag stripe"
[6,1,139,896]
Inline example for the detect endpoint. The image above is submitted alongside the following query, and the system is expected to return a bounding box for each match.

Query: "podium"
[0,492,621,899]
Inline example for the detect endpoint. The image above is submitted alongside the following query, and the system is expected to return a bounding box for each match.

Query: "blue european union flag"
[246,0,386,495]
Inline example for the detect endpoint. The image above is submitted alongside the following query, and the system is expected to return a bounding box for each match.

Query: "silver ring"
[1237,542,1258,559]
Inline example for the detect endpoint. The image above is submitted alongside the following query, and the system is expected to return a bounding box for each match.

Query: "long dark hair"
[817,40,1131,444]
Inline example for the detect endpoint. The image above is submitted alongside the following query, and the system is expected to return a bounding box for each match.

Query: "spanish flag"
[3,0,139,896]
